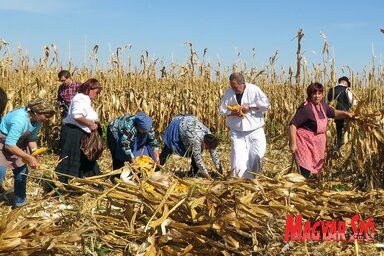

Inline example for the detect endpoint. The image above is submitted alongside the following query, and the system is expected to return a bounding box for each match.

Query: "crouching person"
[0,99,55,207]
[106,112,160,170]
[160,114,222,178]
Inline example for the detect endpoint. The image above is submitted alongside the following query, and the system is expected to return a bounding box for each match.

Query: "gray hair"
[229,72,245,84]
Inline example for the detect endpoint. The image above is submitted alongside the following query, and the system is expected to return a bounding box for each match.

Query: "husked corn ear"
[143,183,155,192]
[135,155,155,168]
[136,155,154,164]
[227,105,245,116]
[23,147,48,164]
[175,182,189,193]
[227,105,240,111]
[31,147,47,156]
[134,155,156,178]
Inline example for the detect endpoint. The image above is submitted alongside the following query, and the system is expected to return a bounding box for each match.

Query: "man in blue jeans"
[0,98,54,207]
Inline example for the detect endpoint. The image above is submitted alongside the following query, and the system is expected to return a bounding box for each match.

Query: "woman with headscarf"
[0,98,55,207]
[106,112,160,170]
[288,83,354,178]
[55,78,103,183]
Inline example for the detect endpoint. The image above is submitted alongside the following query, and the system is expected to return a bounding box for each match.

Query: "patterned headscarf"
[134,112,153,131]
[27,98,56,116]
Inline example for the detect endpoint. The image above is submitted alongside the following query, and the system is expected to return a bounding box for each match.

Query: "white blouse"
[63,93,99,133]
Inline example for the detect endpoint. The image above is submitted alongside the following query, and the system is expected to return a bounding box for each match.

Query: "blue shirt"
[0,107,42,146]
[109,114,159,159]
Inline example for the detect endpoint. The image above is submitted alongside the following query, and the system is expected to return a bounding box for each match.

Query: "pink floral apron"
[295,101,328,174]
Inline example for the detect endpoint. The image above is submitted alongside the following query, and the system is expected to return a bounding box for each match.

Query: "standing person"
[289,82,354,178]
[327,76,356,148]
[57,70,80,119]
[106,112,160,170]
[160,114,222,178]
[55,79,102,183]
[0,99,55,207]
[219,72,270,178]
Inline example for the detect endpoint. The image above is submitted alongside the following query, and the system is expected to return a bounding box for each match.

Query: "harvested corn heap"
[0,167,383,255]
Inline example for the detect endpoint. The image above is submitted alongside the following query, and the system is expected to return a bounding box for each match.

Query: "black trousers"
[335,119,345,146]
[160,145,198,176]
[299,166,311,178]
[106,127,125,170]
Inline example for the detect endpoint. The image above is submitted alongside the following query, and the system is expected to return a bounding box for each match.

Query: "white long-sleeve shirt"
[338,84,358,106]
[63,93,99,133]
[219,83,270,132]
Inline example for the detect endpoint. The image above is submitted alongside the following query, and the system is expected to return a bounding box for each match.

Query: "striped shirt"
[178,115,221,175]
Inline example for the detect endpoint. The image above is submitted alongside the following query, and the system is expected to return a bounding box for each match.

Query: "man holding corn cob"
[0,99,55,207]
[160,114,222,178]
[219,72,270,178]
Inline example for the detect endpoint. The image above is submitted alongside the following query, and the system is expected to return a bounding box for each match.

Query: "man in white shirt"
[219,72,270,178]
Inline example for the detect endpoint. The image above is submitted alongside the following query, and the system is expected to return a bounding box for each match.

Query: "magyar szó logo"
[284,214,375,242]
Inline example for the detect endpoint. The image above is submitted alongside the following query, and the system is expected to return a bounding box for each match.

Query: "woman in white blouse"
[55,78,102,183]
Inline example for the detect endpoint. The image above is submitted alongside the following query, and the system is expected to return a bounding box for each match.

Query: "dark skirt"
[55,124,101,183]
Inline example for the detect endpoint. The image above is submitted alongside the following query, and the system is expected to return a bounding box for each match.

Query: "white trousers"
[230,128,266,178]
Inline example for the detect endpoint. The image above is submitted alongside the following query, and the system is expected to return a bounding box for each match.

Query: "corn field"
[0,39,383,255]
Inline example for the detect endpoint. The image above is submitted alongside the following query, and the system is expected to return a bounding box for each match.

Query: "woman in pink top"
[288,83,354,178]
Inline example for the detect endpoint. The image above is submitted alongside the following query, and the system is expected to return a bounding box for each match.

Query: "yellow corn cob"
[134,155,156,176]
[227,105,245,116]
[227,105,240,111]
[31,147,47,156]
[143,183,155,192]
[23,147,47,164]
[135,155,154,165]
[175,183,189,193]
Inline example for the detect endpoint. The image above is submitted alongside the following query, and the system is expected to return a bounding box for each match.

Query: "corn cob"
[31,147,47,156]
[134,155,157,178]
[23,147,47,165]
[174,182,189,193]
[135,155,155,170]
[227,105,245,116]
[143,183,155,192]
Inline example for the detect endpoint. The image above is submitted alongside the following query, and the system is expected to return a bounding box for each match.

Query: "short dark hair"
[229,72,245,84]
[306,82,323,98]
[204,134,219,149]
[58,70,71,79]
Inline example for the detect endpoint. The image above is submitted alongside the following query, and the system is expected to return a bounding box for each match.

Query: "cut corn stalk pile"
[0,40,383,255]
[1,166,383,255]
